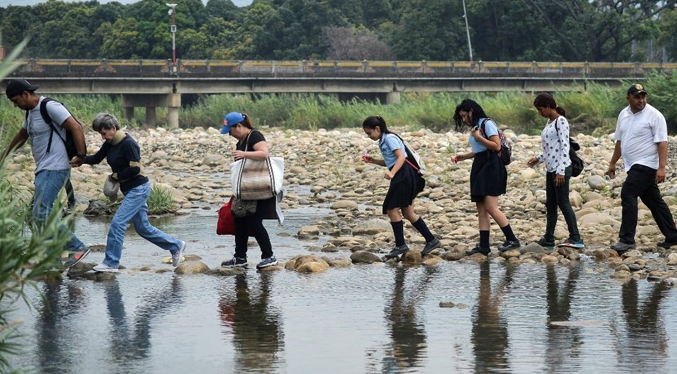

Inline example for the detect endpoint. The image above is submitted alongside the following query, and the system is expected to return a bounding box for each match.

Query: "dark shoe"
[221,257,248,268]
[63,246,90,267]
[610,241,636,254]
[421,238,441,255]
[536,237,555,250]
[498,240,521,252]
[256,256,278,269]
[657,240,677,249]
[385,244,409,259]
[465,246,490,256]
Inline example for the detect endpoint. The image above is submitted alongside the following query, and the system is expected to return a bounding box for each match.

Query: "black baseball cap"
[627,83,647,96]
[5,79,40,98]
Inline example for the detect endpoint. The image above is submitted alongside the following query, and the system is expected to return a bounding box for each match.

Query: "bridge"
[6,59,677,127]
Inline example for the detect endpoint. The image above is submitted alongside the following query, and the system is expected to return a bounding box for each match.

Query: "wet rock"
[400,251,423,265]
[542,255,558,265]
[210,267,246,276]
[155,269,173,274]
[439,301,456,308]
[286,255,329,273]
[139,266,153,271]
[298,225,320,238]
[423,257,441,266]
[330,200,358,210]
[175,261,210,274]
[464,253,488,263]
[521,242,548,254]
[184,254,202,262]
[351,219,392,236]
[350,251,382,264]
[611,270,632,279]
[321,257,352,268]
[500,249,520,259]
[83,200,114,216]
[259,265,284,272]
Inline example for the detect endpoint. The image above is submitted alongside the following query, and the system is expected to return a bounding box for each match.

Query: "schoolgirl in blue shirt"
[453,99,520,256]
[362,116,440,258]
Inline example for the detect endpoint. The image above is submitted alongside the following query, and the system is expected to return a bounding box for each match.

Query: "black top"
[236,130,265,152]
[84,133,148,193]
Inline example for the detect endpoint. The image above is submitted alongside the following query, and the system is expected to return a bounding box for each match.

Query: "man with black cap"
[605,83,677,253]
[1,79,90,266]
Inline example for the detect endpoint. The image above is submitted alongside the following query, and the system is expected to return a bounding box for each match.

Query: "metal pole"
[462,0,473,62]
[167,3,177,74]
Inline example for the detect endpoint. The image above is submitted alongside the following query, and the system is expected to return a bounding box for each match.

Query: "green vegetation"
[146,184,177,215]
[1,0,676,62]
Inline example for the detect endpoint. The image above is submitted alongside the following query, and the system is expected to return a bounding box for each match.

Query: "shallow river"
[7,205,677,374]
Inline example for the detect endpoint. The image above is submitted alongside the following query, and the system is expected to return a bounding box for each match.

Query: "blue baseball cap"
[221,112,245,134]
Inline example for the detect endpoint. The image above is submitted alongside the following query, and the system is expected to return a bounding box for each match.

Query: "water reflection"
[545,265,582,371]
[471,262,514,373]
[103,277,183,365]
[219,273,284,372]
[617,280,669,371]
[382,266,437,371]
[36,281,86,374]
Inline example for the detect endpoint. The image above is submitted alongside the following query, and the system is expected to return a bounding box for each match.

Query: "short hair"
[92,113,120,131]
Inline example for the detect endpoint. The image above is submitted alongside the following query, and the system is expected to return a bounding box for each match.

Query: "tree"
[323,26,392,60]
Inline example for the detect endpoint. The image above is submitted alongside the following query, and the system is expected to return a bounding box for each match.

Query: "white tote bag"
[231,156,284,200]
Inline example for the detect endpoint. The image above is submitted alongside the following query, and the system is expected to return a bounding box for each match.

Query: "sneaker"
[384,244,409,259]
[421,238,441,256]
[63,246,90,267]
[610,241,636,254]
[657,240,677,249]
[537,237,555,250]
[93,263,119,273]
[465,246,490,256]
[256,256,278,270]
[559,238,585,249]
[221,257,248,268]
[172,241,186,267]
[498,240,521,252]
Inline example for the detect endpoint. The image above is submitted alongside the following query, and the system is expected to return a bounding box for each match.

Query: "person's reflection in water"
[382,266,437,372]
[102,276,183,365]
[35,280,86,374]
[617,279,668,371]
[471,262,514,373]
[545,265,582,371]
[219,273,284,372]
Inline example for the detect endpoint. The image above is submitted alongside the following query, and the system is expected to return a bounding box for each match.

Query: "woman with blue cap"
[221,112,281,270]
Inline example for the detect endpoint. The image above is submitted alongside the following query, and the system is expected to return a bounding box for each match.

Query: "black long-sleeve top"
[83,133,148,193]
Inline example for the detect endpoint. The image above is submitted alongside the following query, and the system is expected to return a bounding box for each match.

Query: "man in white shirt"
[605,83,677,253]
[1,79,90,267]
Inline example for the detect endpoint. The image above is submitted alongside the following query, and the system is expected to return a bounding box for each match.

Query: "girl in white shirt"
[527,93,584,249]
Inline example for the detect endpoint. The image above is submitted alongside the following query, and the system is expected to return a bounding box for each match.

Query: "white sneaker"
[93,263,119,273]
[172,241,186,267]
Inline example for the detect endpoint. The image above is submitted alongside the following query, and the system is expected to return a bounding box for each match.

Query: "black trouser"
[234,200,273,259]
[545,166,580,242]
[65,179,75,207]
[619,164,677,244]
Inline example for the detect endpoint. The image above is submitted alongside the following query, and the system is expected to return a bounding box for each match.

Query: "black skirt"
[470,150,507,202]
[382,162,424,214]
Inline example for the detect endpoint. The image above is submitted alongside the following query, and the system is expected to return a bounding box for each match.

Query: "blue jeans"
[103,182,182,268]
[34,169,84,252]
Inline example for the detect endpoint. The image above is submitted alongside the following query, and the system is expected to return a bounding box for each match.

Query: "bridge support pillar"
[167,93,180,129]
[122,93,180,128]
[145,107,157,127]
[124,107,134,122]
[386,91,400,105]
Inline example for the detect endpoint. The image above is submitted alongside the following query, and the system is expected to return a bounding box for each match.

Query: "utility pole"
[167,3,177,74]
[462,0,473,62]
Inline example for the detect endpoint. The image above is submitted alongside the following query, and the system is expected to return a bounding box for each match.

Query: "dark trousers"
[545,166,580,242]
[619,164,677,244]
[234,200,273,259]
[65,179,75,207]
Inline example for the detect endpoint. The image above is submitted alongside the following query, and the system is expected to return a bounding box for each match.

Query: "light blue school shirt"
[379,133,408,169]
[469,118,499,153]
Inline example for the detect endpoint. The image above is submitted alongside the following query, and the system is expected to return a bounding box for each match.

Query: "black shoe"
[657,240,677,249]
[221,257,248,268]
[498,240,521,252]
[256,256,278,269]
[465,246,490,256]
[610,241,636,254]
[421,238,441,255]
[385,244,409,259]
[536,237,555,250]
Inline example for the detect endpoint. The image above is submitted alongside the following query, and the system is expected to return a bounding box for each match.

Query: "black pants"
[234,200,273,259]
[619,164,677,244]
[545,166,580,242]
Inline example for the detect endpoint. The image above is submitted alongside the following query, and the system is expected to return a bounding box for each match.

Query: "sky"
[0,0,253,6]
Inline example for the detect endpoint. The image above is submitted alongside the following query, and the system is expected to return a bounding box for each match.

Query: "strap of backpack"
[40,98,68,154]
[479,118,491,139]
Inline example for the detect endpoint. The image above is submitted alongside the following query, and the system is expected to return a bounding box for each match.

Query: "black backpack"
[25,98,84,159]
[554,117,584,177]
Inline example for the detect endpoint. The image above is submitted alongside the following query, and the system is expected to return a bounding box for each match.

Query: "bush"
[146,184,177,215]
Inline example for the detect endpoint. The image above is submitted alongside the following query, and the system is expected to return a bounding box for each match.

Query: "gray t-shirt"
[22,96,73,174]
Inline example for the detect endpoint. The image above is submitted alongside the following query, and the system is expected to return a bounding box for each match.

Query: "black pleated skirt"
[382,162,425,214]
[470,150,507,202]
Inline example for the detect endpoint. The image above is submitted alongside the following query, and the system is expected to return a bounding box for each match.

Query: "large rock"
[352,219,392,236]
[587,175,607,191]
[350,251,382,264]
[175,261,210,274]
[285,255,329,273]
[84,199,114,216]
[330,200,358,210]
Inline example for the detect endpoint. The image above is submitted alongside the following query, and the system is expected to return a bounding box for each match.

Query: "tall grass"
[147,184,177,215]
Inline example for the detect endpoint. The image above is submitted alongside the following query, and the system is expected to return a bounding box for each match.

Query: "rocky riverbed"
[6,126,677,284]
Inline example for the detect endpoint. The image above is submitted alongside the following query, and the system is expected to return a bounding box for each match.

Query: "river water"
[7,204,677,374]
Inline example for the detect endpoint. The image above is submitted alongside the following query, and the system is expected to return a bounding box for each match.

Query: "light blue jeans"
[34,169,85,252]
[103,182,182,268]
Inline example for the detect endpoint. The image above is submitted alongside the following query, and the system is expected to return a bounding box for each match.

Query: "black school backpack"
[25,98,85,159]
[554,117,584,177]
[479,118,512,165]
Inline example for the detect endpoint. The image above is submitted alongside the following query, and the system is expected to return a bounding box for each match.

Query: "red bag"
[217,198,236,235]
